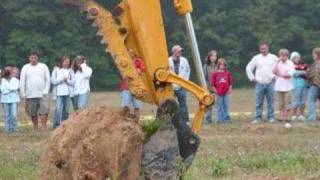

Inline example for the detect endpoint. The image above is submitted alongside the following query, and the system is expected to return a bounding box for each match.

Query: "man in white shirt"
[20,51,51,130]
[168,45,191,122]
[246,43,278,123]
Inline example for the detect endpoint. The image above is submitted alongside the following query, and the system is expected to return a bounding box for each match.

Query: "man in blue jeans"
[168,45,191,122]
[306,47,320,122]
[246,43,278,123]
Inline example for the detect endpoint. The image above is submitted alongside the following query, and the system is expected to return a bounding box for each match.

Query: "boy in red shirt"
[211,58,233,124]
[119,49,145,119]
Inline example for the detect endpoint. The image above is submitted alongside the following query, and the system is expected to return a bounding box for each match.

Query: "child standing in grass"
[0,67,20,133]
[306,48,320,122]
[120,49,145,119]
[273,49,295,122]
[211,58,233,124]
[290,52,308,121]
[203,50,218,125]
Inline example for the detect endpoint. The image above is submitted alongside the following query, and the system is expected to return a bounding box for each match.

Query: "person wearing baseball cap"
[168,44,191,122]
[171,45,184,52]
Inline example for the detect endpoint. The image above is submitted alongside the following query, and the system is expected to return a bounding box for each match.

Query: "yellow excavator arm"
[64,0,214,133]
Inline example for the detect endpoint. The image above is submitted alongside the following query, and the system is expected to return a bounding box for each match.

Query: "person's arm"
[282,61,295,79]
[66,70,75,86]
[185,58,191,80]
[51,69,62,85]
[292,70,306,77]
[8,78,19,91]
[246,56,257,82]
[211,73,217,93]
[43,65,51,95]
[272,63,278,76]
[270,55,278,80]
[0,81,11,95]
[279,72,291,79]
[168,57,175,73]
[228,71,233,94]
[19,66,26,98]
[81,63,93,79]
[306,65,315,81]
[203,64,208,81]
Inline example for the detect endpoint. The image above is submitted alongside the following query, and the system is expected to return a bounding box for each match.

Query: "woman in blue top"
[290,52,308,121]
[0,67,20,133]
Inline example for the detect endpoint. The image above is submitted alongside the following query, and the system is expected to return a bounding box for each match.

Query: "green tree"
[1,0,320,89]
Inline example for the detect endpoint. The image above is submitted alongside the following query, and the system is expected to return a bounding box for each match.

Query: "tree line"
[1,0,320,90]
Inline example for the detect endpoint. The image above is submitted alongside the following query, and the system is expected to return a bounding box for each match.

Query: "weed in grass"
[0,149,39,179]
[237,151,307,173]
[141,119,161,138]
[211,157,230,177]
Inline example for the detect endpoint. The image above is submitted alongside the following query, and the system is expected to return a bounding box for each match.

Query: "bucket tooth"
[96,31,103,36]
[100,38,107,44]
[87,14,95,20]
[92,22,98,27]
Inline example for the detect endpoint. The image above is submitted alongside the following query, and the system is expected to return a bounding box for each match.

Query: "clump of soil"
[38,106,144,180]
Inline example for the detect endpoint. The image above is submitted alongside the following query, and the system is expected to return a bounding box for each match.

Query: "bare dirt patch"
[38,106,144,180]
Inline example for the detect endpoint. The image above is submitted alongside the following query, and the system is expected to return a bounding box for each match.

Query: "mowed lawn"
[1,89,320,180]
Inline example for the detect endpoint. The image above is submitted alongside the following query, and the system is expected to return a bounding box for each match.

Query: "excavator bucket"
[142,99,200,179]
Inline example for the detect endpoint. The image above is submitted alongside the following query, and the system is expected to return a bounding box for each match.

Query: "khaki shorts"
[25,97,49,117]
[277,92,292,111]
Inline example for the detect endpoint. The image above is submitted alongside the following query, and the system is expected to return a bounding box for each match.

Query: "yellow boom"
[64,0,214,133]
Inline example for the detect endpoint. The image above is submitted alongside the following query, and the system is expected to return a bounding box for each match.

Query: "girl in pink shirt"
[273,49,295,121]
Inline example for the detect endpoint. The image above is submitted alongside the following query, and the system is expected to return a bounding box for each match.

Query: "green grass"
[184,152,320,180]
[0,129,49,180]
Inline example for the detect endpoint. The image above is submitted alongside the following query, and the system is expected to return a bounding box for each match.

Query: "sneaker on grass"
[251,119,261,124]
[298,115,306,121]
[268,119,275,123]
[291,116,297,121]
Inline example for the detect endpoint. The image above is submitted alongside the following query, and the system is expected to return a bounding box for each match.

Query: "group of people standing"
[169,43,320,126]
[247,43,320,125]
[2,43,320,133]
[170,45,233,124]
[0,51,92,133]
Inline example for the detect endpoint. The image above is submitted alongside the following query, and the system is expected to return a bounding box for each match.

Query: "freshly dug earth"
[38,106,144,180]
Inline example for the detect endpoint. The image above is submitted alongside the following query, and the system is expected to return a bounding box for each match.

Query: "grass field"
[1,89,320,180]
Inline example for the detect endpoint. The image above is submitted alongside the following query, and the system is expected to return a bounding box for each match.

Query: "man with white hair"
[168,45,191,122]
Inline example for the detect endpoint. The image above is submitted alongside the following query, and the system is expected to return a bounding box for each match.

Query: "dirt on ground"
[38,106,144,180]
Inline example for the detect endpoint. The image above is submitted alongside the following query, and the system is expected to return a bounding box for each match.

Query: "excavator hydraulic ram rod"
[184,13,207,89]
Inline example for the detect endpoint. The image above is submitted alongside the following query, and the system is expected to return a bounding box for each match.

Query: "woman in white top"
[71,55,92,110]
[51,56,75,129]
[0,67,20,133]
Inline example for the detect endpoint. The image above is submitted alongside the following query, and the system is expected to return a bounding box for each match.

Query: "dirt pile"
[38,106,144,180]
